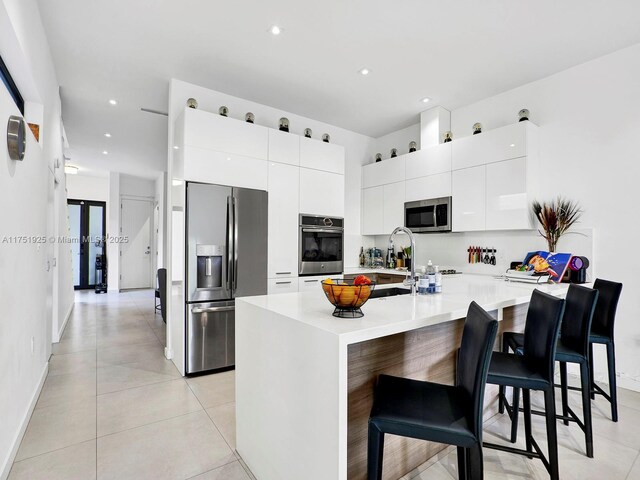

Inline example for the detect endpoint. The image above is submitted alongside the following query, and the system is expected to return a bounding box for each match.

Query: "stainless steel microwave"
[404,196,452,233]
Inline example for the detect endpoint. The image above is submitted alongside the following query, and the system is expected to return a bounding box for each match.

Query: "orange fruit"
[339,287,356,307]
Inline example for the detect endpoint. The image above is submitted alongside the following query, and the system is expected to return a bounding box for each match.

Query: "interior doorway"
[120,197,154,290]
[67,199,106,289]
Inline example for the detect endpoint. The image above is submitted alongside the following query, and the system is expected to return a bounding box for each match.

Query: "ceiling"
[37,0,640,177]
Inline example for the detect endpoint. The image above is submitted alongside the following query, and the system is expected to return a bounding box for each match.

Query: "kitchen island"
[235,275,568,480]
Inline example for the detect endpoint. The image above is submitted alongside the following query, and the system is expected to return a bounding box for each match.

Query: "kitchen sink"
[370,287,411,299]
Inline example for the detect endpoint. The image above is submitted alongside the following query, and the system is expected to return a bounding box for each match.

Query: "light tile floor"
[9,290,252,480]
[9,290,640,479]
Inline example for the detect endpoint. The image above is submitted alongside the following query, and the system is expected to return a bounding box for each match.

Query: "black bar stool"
[367,302,498,480]
[484,289,565,480]
[500,284,599,457]
[589,279,623,421]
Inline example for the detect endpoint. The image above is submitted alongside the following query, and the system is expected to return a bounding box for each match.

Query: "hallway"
[8,290,251,480]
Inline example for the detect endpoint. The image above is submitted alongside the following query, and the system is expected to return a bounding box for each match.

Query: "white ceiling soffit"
[38,0,640,175]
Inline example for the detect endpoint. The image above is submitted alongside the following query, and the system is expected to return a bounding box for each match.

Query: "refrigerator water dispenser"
[196,244,224,289]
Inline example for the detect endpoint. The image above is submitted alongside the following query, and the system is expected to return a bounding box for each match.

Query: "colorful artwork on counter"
[522,251,572,283]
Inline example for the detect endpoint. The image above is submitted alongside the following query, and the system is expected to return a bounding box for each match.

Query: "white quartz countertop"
[239,275,570,345]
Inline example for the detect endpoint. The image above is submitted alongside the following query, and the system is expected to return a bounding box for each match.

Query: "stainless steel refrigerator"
[185,182,268,374]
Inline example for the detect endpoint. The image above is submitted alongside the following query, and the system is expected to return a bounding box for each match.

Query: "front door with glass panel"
[68,199,106,289]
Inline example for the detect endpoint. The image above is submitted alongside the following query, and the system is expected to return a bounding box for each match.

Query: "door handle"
[233,196,238,293]
[226,196,233,292]
[191,306,235,314]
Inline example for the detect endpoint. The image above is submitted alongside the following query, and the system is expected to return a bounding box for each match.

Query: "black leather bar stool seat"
[484,289,565,480]
[368,302,498,480]
[499,284,599,458]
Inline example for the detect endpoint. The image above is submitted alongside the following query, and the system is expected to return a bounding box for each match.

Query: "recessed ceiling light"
[104,133,112,138]
[64,165,78,175]
[102,150,108,155]
[173,145,179,150]
[108,99,117,106]
[421,97,431,103]
[359,68,370,76]
[509,144,515,147]
[269,25,282,35]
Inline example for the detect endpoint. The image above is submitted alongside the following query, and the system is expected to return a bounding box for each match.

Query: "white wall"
[107,172,120,291]
[0,0,73,476]
[155,172,166,269]
[66,173,109,201]
[120,173,155,198]
[370,123,420,164]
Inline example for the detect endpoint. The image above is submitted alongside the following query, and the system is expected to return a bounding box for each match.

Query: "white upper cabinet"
[362,186,384,235]
[485,157,530,230]
[183,108,268,160]
[268,129,300,166]
[183,146,268,191]
[383,182,406,233]
[405,172,451,202]
[405,143,452,180]
[300,137,345,174]
[452,165,486,232]
[268,162,300,278]
[362,156,406,188]
[452,122,529,171]
[299,168,345,217]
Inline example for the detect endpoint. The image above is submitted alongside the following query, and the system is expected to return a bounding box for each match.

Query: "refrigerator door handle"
[191,305,235,314]
[233,195,239,293]
[226,196,233,293]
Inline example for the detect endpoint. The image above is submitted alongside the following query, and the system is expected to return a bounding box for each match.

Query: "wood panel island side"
[235,275,568,480]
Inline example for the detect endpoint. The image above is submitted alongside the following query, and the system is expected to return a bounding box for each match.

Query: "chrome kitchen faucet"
[389,226,417,296]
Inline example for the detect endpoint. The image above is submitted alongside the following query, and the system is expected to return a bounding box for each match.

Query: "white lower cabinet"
[298,276,323,292]
[299,168,345,217]
[267,278,298,295]
[298,275,342,292]
[268,162,299,279]
[486,157,529,230]
[383,182,405,233]
[452,165,486,232]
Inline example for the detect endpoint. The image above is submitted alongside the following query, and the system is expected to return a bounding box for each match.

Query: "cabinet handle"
[275,281,292,285]
[276,271,292,275]
[304,279,319,283]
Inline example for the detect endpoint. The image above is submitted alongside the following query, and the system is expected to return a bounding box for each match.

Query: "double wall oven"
[299,214,344,276]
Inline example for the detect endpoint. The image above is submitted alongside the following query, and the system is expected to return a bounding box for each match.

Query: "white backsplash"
[368,228,594,279]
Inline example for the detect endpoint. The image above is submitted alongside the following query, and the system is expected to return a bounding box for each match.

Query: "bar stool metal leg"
[559,362,569,426]
[607,342,618,422]
[589,343,595,400]
[523,389,534,459]
[544,389,560,480]
[510,387,520,443]
[580,361,594,457]
[367,423,384,480]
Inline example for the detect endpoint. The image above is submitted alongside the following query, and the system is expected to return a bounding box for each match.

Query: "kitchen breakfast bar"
[235,275,569,480]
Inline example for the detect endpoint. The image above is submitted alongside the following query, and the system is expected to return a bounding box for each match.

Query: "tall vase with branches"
[531,197,582,252]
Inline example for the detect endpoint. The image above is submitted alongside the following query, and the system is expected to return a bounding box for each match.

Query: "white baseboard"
[55,302,74,342]
[0,362,49,480]
[618,374,640,393]
[164,347,173,359]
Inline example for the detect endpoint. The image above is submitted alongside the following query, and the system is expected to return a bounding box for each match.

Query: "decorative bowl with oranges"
[321,275,376,318]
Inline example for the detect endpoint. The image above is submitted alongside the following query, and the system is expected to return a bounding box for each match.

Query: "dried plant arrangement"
[531,197,582,252]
